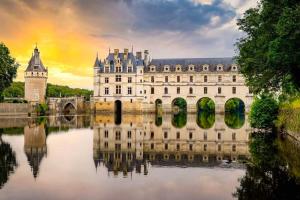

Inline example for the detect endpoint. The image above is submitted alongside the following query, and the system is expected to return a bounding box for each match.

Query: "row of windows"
[104,65,133,73]
[105,130,236,141]
[103,75,237,83]
[149,65,238,72]
[104,86,237,95]
[150,75,237,83]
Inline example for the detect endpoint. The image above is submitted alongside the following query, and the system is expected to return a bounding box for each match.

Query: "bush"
[249,95,279,129]
[36,103,48,116]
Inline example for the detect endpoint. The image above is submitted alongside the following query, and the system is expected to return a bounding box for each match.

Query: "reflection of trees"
[233,132,300,200]
[155,115,162,127]
[197,111,215,129]
[172,112,187,128]
[225,112,245,129]
[0,131,18,189]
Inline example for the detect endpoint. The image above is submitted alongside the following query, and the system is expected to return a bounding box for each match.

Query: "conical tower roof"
[25,46,47,72]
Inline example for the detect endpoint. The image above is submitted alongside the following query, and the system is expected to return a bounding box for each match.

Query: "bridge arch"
[171,98,187,128]
[63,102,76,115]
[224,98,245,129]
[196,97,215,129]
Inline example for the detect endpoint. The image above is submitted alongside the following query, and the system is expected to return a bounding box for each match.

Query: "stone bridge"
[47,97,85,114]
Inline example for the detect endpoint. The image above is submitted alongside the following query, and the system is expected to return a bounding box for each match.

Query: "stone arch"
[63,102,76,115]
[196,97,215,129]
[224,98,245,129]
[171,98,187,128]
[155,99,163,126]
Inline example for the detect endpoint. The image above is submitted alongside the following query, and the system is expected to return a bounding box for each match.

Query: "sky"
[0,0,258,89]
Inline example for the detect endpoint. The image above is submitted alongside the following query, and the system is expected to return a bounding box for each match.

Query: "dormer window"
[188,65,194,71]
[175,65,181,72]
[231,64,238,71]
[34,66,38,70]
[164,65,170,72]
[116,66,121,73]
[105,66,109,73]
[128,66,133,73]
[203,64,209,71]
[217,64,223,71]
[150,65,156,72]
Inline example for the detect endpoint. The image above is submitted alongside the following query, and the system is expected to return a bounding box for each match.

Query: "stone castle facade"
[93,49,253,113]
[24,47,48,103]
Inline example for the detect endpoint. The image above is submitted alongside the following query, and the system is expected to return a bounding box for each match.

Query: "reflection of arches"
[114,100,122,125]
[155,99,163,126]
[196,97,215,129]
[225,98,245,113]
[172,98,187,128]
[63,102,76,115]
[63,115,75,122]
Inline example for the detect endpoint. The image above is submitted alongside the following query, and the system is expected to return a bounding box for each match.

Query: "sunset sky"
[0,0,257,89]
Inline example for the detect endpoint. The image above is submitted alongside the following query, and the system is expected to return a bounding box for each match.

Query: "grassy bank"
[277,98,300,134]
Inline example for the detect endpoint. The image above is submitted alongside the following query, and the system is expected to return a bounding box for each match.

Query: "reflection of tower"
[24,122,47,178]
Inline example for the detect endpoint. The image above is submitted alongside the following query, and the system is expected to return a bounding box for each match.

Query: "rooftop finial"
[109,47,111,54]
[96,52,98,58]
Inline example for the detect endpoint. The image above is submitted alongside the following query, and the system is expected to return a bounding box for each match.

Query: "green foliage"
[36,103,48,116]
[225,112,245,129]
[236,0,300,94]
[172,112,187,128]
[198,98,215,112]
[0,43,19,101]
[197,111,215,129]
[2,82,92,100]
[249,95,279,129]
[46,83,92,100]
[172,98,187,110]
[225,98,245,113]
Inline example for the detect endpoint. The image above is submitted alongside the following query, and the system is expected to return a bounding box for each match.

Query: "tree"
[0,43,19,101]
[236,0,300,94]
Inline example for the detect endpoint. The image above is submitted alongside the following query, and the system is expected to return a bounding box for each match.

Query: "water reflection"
[0,131,18,189]
[93,114,251,177]
[234,131,300,199]
[225,112,245,129]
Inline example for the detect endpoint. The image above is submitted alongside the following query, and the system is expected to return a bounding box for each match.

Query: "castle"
[24,46,48,103]
[93,49,253,113]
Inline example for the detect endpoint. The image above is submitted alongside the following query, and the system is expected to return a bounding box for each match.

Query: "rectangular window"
[128,131,132,139]
[115,75,121,82]
[165,143,168,150]
[105,77,109,83]
[115,131,121,140]
[218,75,222,82]
[204,132,207,141]
[176,132,180,139]
[164,132,168,139]
[128,77,132,83]
[116,66,121,72]
[177,76,180,82]
[218,144,221,151]
[204,144,207,151]
[128,87,132,95]
[204,75,207,82]
[232,87,236,94]
[177,87,180,94]
[176,144,180,151]
[164,87,168,94]
[116,85,121,94]
[127,142,131,149]
[128,66,133,73]
[218,87,222,94]
[104,130,108,138]
[190,76,193,82]
[218,132,221,140]
[151,143,154,149]
[151,87,154,94]
[204,87,208,94]
[189,87,193,94]
[189,132,193,139]
[233,75,236,82]
[189,144,193,151]
[105,66,109,73]
[150,132,154,139]
[104,87,109,95]
[232,145,236,152]
[165,76,168,82]
[104,142,108,148]
[151,76,154,83]
[232,133,236,141]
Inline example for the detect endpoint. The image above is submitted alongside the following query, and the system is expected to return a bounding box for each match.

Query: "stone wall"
[0,103,32,116]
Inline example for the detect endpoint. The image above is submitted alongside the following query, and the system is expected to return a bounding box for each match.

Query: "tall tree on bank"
[236,0,300,94]
[0,43,18,101]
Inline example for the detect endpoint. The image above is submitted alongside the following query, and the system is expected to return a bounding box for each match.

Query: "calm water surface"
[0,114,299,200]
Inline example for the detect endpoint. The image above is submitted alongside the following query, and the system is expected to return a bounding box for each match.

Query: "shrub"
[36,103,48,116]
[249,95,279,129]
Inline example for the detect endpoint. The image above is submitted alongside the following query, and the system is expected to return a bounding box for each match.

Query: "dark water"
[0,114,299,200]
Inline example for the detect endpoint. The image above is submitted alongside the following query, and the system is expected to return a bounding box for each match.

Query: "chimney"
[124,48,129,60]
[144,50,150,66]
[114,49,119,59]
[136,51,142,60]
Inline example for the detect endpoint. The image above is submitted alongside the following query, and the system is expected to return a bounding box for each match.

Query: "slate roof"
[145,57,236,72]
[25,47,47,72]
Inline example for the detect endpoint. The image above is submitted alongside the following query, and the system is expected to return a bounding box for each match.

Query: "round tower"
[24,46,48,103]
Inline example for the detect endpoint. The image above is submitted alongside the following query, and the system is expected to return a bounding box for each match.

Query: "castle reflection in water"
[92,114,251,177]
